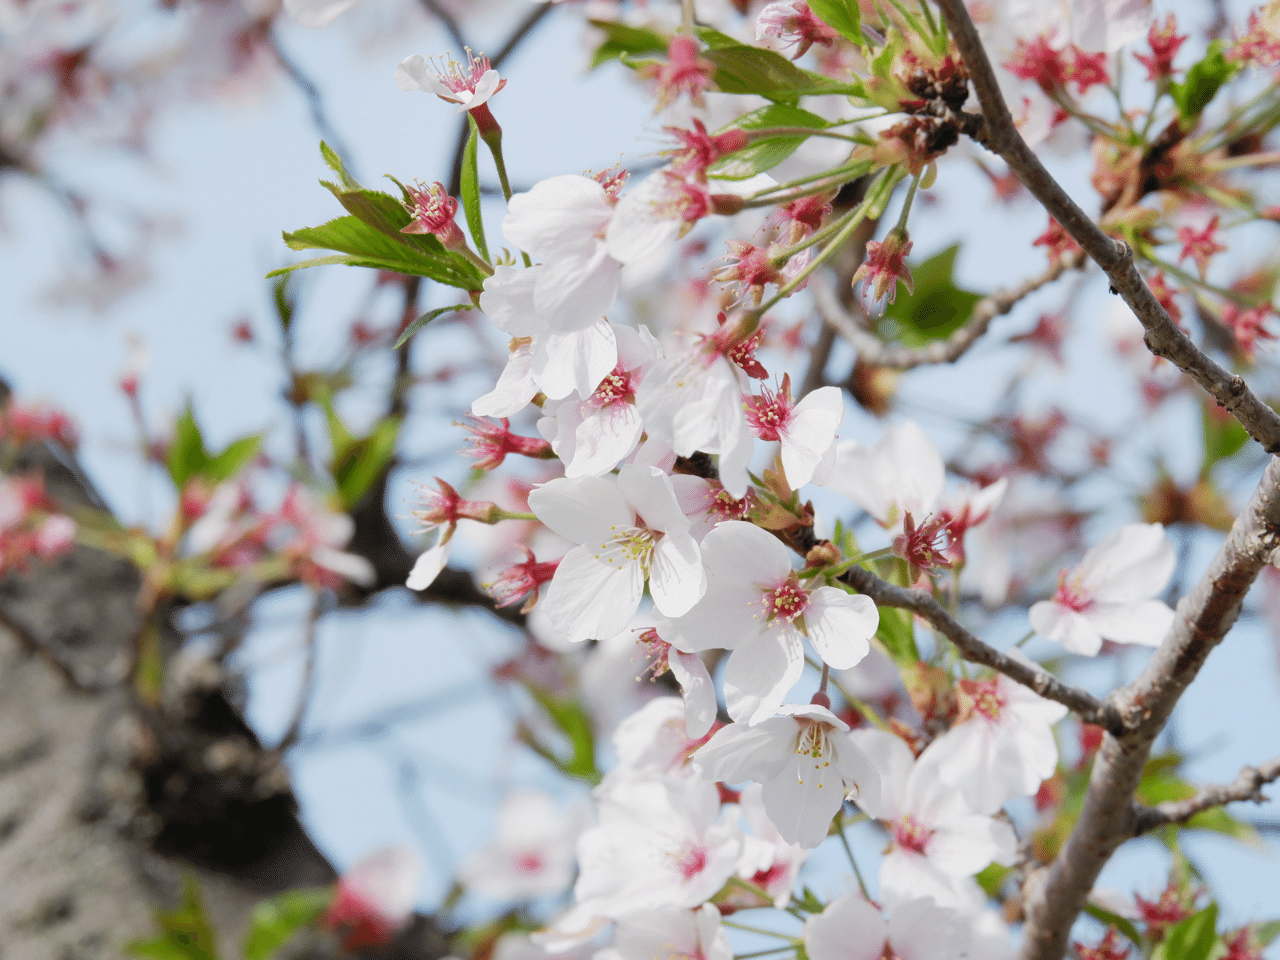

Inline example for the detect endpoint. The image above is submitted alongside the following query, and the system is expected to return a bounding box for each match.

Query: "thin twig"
[933,0,1280,454]
[417,0,468,53]
[840,566,1117,729]
[1132,756,1280,835]
[813,251,1083,370]
[276,590,327,752]
[266,28,355,171]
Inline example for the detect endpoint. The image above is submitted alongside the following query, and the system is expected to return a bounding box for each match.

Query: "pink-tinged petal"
[831,736,881,813]
[393,54,430,90]
[532,321,617,400]
[479,265,542,336]
[1029,600,1104,656]
[535,244,621,331]
[567,403,643,477]
[804,587,876,669]
[650,531,707,617]
[503,176,614,260]
[723,631,805,724]
[618,464,690,534]
[848,728,915,821]
[761,747,847,848]
[886,900,968,960]
[529,476,633,546]
[1080,523,1175,604]
[780,386,843,489]
[928,815,1016,876]
[606,174,683,264]
[406,542,450,590]
[804,894,886,960]
[471,342,536,418]
[692,717,795,784]
[1086,600,1174,647]
[541,547,644,642]
[670,650,718,738]
[830,421,944,527]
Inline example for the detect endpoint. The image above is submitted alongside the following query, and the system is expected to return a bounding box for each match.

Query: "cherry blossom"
[927,653,1068,814]
[1029,522,1176,655]
[828,420,946,534]
[666,521,877,724]
[805,894,969,960]
[394,49,507,114]
[598,905,732,960]
[400,181,466,249]
[853,230,914,305]
[850,729,1017,909]
[528,464,706,642]
[547,774,742,944]
[1134,14,1187,79]
[457,788,584,901]
[742,376,843,488]
[322,846,420,950]
[693,702,880,849]
[755,2,842,59]
[633,631,719,738]
[732,784,808,908]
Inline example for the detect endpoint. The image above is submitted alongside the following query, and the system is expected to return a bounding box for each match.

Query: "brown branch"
[1132,756,1280,835]
[275,590,326,753]
[933,0,1280,454]
[840,566,1118,729]
[1018,455,1280,960]
[813,250,1083,370]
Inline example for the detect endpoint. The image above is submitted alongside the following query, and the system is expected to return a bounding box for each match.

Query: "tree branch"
[813,251,1083,370]
[840,566,1118,729]
[1018,455,1280,960]
[1132,756,1280,835]
[933,0,1280,454]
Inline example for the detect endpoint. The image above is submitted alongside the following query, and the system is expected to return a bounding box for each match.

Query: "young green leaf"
[126,877,218,960]
[587,19,668,69]
[1170,41,1238,123]
[167,404,211,488]
[696,27,866,101]
[395,303,476,349]
[879,243,983,346]
[875,604,920,664]
[333,416,402,510]
[710,103,834,179]
[461,117,489,263]
[806,0,863,46]
[242,888,333,960]
[1153,904,1219,960]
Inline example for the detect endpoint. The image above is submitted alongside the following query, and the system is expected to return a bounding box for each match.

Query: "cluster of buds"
[1005,36,1110,95]
[0,476,76,576]
[0,403,79,450]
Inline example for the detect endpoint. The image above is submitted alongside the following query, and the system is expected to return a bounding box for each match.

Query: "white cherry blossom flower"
[394,50,506,112]
[927,653,1068,814]
[693,703,880,849]
[828,421,946,533]
[733,784,808,908]
[529,464,706,642]
[547,774,742,945]
[323,846,420,947]
[1029,522,1176,655]
[540,324,660,477]
[804,894,968,960]
[850,729,1017,910]
[457,788,584,901]
[477,266,618,406]
[666,521,877,724]
[597,905,732,960]
[743,377,843,488]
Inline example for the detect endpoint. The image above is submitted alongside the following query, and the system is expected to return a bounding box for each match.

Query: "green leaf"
[395,303,476,349]
[696,27,866,101]
[1256,920,1280,946]
[272,275,296,334]
[880,243,983,346]
[709,104,833,180]
[205,434,263,483]
[1170,41,1238,123]
[1202,401,1248,472]
[975,863,1010,898]
[806,0,863,46]
[587,19,668,69]
[1083,903,1144,949]
[526,687,600,784]
[1154,904,1219,960]
[167,404,211,488]
[333,416,402,510]
[126,877,218,960]
[1184,806,1265,848]
[278,217,482,288]
[242,888,332,960]
[875,605,919,664]
[320,140,361,191]
[461,117,489,263]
